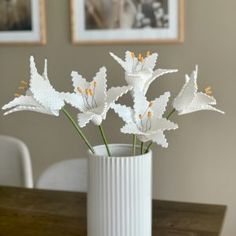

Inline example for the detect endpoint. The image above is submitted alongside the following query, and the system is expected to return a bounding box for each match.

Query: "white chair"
[0,135,33,188]
[36,158,88,192]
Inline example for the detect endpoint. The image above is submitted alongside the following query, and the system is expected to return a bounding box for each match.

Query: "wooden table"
[0,186,226,236]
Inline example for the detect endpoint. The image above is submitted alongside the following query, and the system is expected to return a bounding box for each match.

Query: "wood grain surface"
[0,186,226,236]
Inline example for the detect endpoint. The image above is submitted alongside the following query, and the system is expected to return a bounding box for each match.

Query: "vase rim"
[89,143,152,159]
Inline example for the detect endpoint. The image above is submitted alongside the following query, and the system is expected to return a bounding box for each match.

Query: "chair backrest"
[0,135,33,188]
[36,158,88,192]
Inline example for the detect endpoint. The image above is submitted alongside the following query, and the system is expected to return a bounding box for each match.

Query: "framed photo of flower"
[0,0,46,45]
[70,0,184,45]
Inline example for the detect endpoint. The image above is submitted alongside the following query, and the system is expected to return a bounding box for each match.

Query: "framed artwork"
[70,0,184,45]
[0,0,46,45]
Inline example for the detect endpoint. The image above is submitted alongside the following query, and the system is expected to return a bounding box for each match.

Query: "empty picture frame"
[70,0,184,44]
[0,0,46,45]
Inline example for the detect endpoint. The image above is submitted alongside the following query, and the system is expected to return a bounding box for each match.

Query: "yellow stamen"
[130,52,135,59]
[14,93,21,97]
[93,81,97,87]
[205,86,213,95]
[18,86,26,90]
[88,89,93,96]
[139,114,143,120]
[138,53,142,61]
[147,111,153,119]
[85,89,90,96]
[149,101,153,107]
[77,87,83,94]
[140,56,144,63]
[146,51,151,57]
[20,80,27,85]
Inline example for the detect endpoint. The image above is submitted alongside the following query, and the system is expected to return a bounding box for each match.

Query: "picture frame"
[0,0,46,45]
[70,0,184,45]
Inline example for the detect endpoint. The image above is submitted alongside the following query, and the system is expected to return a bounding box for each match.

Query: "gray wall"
[0,0,235,235]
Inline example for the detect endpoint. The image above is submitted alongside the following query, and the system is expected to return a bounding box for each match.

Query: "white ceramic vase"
[87,144,152,236]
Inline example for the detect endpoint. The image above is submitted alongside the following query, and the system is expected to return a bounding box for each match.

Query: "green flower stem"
[98,125,111,157]
[141,142,144,155]
[166,108,176,119]
[62,108,95,154]
[144,108,176,153]
[145,141,153,153]
[132,134,137,156]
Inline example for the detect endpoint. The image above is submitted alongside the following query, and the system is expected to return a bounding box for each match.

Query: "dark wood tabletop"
[0,186,226,236]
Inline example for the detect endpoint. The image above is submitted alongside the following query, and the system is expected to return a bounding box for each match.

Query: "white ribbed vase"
[87,144,152,236]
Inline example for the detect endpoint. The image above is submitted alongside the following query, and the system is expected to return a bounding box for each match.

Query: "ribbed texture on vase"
[87,146,152,236]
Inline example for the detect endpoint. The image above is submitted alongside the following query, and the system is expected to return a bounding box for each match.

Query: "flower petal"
[143,53,158,71]
[2,95,39,110]
[173,72,197,112]
[60,92,85,111]
[149,131,168,148]
[194,92,217,105]
[151,118,178,131]
[152,92,170,118]
[126,70,152,91]
[124,51,136,73]
[91,114,103,126]
[106,85,132,107]
[77,112,94,128]
[29,56,65,112]
[110,52,129,72]
[90,105,106,116]
[2,95,57,116]
[43,59,48,80]
[92,67,107,105]
[120,123,143,135]
[179,103,225,115]
[79,105,106,127]
[143,68,178,94]
[4,105,59,116]
[110,103,134,123]
[71,71,89,92]
[3,105,57,116]
[29,55,38,75]
[179,106,224,115]
[133,89,150,120]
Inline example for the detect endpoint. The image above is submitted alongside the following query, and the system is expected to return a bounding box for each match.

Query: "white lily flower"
[173,66,224,115]
[2,56,65,116]
[110,50,178,94]
[111,90,178,148]
[62,67,131,127]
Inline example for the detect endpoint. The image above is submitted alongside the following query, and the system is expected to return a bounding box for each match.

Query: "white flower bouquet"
[2,51,224,156]
[2,51,224,236]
